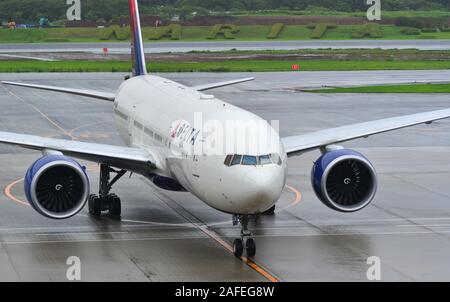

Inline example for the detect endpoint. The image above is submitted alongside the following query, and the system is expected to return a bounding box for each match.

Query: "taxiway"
[0,71,450,281]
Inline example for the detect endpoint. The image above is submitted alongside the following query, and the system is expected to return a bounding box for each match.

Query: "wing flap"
[283,108,450,156]
[2,81,116,101]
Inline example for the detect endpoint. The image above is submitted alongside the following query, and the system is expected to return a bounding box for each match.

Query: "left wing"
[2,81,116,101]
[0,131,156,173]
[192,77,255,91]
[283,108,450,157]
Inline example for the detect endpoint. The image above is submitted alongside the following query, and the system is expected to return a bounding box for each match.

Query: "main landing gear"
[232,215,256,258]
[262,205,276,215]
[88,164,127,218]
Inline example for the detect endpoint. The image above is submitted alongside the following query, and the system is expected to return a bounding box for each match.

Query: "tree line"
[0,0,448,23]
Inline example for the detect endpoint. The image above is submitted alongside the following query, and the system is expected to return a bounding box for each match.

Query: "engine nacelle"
[311,149,377,212]
[25,155,90,219]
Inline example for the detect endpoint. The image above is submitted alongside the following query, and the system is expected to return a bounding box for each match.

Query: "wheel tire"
[90,195,102,217]
[109,195,122,217]
[246,238,256,258]
[233,239,244,258]
[263,205,276,215]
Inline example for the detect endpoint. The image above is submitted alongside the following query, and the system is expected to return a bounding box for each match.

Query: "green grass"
[2,24,450,43]
[1,60,450,73]
[186,48,450,56]
[230,10,450,18]
[307,83,450,93]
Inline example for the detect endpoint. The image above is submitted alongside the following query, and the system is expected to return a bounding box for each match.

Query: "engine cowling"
[311,149,377,212]
[25,155,90,219]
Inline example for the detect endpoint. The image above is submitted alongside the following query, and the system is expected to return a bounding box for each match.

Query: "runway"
[1,71,450,281]
[0,39,450,54]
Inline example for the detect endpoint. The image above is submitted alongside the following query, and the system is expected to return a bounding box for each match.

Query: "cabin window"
[144,127,154,137]
[155,134,163,143]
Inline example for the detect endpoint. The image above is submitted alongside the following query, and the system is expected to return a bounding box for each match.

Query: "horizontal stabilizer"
[2,81,116,101]
[193,77,255,91]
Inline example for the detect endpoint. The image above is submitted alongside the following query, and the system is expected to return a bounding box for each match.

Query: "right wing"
[2,81,116,102]
[282,108,450,157]
[0,131,156,173]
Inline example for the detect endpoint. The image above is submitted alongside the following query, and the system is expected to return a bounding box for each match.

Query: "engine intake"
[25,155,90,219]
[312,149,377,212]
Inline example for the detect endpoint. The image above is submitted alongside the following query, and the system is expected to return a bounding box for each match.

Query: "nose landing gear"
[88,164,127,218]
[232,215,256,258]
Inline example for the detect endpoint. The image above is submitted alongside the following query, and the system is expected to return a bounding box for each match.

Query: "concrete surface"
[0,71,450,281]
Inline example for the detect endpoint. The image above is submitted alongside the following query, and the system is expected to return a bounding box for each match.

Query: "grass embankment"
[231,10,450,18]
[2,60,450,73]
[307,83,450,93]
[1,24,450,43]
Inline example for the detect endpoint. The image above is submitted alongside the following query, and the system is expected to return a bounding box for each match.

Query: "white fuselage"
[113,75,287,214]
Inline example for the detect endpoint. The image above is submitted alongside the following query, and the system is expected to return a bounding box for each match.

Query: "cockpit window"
[242,155,257,166]
[270,153,282,165]
[231,155,242,166]
[225,153,282,167]
[259,155,272,165]
[224,155,233,166]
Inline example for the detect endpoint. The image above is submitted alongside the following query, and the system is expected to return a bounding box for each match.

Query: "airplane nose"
[237,167,285,213]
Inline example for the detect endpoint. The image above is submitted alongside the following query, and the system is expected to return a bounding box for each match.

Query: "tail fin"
[129,0,147,76]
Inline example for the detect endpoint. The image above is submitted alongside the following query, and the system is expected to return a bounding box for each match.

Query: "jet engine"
[24,155,90,219]
[311,149,377,212]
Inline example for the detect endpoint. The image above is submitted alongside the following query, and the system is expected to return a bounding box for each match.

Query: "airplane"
[2,0,450,258]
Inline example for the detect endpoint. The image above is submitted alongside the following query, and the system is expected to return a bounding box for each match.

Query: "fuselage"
[113,75,287,214]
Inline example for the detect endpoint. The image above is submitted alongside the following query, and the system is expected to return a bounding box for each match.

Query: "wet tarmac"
[0,71,450,281]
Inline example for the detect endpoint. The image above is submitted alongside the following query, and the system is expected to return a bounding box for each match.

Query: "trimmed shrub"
[350,32,365,39]
[99,25,130,40]
[114,26,130,40]
[99,28,113,40]
[207,24,240,39]
[351,23,383,39]
[148,24,182,40]
[307,23,337,39]
[400,27,421,35]
[422,28,438,33]
[267,23,284,39]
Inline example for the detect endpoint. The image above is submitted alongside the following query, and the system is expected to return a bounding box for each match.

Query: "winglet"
[129,0,147,77]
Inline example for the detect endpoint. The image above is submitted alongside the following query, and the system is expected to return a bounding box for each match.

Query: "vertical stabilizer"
[129,0,147,76]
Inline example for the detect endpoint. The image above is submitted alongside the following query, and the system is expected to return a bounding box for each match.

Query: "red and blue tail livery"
[129,0,147,76]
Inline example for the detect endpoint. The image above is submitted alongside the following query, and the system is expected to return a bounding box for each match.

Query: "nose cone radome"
[235,166,286,214]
